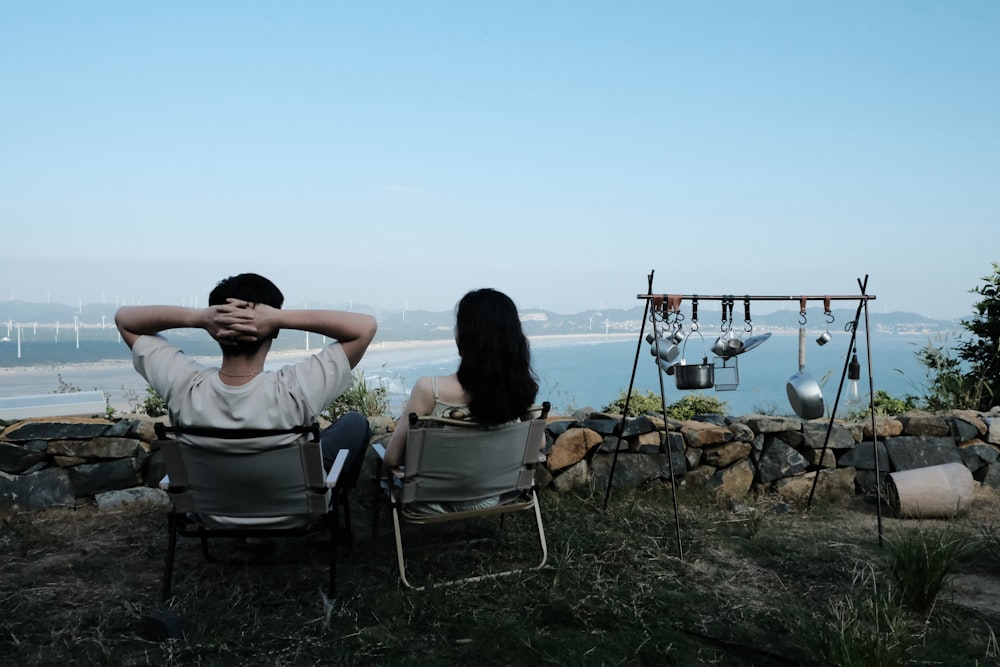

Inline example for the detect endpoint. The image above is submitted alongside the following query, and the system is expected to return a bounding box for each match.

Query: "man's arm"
[250,304,377,368]
[116,300,378,368]
[114,299,260,350]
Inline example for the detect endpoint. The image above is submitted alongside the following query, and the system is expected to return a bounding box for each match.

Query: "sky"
[1,1,997,320]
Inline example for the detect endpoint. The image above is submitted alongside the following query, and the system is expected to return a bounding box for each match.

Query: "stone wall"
[2,407,1000,515]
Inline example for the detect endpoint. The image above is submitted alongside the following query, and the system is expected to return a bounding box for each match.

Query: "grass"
[4,481,1000,666]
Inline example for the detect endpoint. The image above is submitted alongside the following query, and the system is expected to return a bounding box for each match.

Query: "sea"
[0,329,940,418]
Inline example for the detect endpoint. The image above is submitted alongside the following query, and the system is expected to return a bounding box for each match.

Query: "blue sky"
[1,1,997,320]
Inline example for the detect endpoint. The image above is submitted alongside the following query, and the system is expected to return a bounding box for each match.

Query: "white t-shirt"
[133,335,355,527]
[133,335,353,449]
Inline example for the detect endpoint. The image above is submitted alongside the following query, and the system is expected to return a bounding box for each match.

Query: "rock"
[598,435,629,453]
[680,421,732,448]
[949,416,984,444]
[884,435,964,471]
[0,467,75,512]
[854,469,891,495]
[580,416,620,436]
[898,411,951,437]
[68,458,142,497]
[976,462,1000,490]
[550,459,591,493]
[705,459,755,497]
[692,413,726,427]
[95,486,171,511]
[544,419,576,439]
[837,440,890,471]
[740,415,803,434]
[945,409,988,437]
[592,452,685,491]
[47,437,142,459]
[802,421,855,450]
[728,422,755,443]
[547,428,603,471]
[681,465,715,489]
[0,418,113,442]
[986,417,1000,446]
[0,442,45,474]
[754,440,809,484]
[701,441,752,468]
[958,442,1000,473]
[800,447,837,468]
[862,416,903,440]
[772,467,857,503]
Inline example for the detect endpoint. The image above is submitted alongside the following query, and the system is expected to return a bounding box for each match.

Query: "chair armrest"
[370,443,404,479]
[325,449,349,488]
[159,474,170,490]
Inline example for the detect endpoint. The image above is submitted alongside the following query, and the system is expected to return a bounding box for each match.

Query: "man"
[115,273,378,493]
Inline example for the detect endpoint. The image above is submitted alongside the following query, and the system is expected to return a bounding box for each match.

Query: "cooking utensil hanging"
[786,299,825,419]
[675,327,714,390]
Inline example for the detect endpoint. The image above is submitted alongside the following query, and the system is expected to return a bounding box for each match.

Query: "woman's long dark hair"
[455,289,539,425]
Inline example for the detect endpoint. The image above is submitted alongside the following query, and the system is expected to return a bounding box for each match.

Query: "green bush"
[842,390,916,421]
[913,262,1000,411]
[322,369,390,421]
[602,390,727,420]
[136,386,167,418]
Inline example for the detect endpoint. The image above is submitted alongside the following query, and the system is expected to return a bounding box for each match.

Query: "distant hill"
[0,300,961,348]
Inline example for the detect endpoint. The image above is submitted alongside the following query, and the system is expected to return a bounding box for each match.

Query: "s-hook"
[798,297,808,325]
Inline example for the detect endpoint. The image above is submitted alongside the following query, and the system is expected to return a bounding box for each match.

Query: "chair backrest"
[400,415,547,506]
[154,423,327,518]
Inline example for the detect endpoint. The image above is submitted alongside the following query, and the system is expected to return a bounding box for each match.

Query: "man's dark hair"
[209,273,284,309]
[208,273,284,355]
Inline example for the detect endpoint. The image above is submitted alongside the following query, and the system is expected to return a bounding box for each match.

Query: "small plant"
[137,385,167,418]
[881,524,979,617]
[665,392,728,420]
[842,390,916,421]
[794,564,912,667]
[54,374,81,393]
[322,369,390,421]
[602,390,728,419]
[602,389,664,416]
[102,391,117,419]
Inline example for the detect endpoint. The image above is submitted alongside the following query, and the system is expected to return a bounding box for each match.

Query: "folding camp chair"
[371,403,550,589]
[154,422,350,600]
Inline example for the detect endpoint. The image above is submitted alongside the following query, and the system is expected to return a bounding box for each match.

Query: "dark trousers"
[319,410,370,491]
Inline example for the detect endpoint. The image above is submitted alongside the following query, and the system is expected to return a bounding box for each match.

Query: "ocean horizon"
[0,330,938,418]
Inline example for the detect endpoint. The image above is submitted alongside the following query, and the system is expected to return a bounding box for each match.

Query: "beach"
[0,331,929,417]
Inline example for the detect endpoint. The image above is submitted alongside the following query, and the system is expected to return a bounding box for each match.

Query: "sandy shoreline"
[0,333,636,378]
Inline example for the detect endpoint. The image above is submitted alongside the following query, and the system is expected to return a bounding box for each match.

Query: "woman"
[382,288,542,513]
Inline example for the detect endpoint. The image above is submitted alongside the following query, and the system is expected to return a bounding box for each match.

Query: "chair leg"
[339,490,353,554]
[163,513,178,600]
[391,507,420,590]
[200,535,215,562]
[531,492,549,571]
[328,516,338,599]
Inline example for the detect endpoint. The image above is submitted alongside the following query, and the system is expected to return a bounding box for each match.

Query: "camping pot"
[786,325,825,419]
[675,330,714,390]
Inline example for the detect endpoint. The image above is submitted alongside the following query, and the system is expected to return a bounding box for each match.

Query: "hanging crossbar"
[637,294,877,303]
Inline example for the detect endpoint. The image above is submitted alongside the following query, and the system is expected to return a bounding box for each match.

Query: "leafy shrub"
[842,390,916,421]
[602,389,664,417]
[913,262,1000,411]
[322,369,390,421]
[602,390,727,420]
[135,386,167,418]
